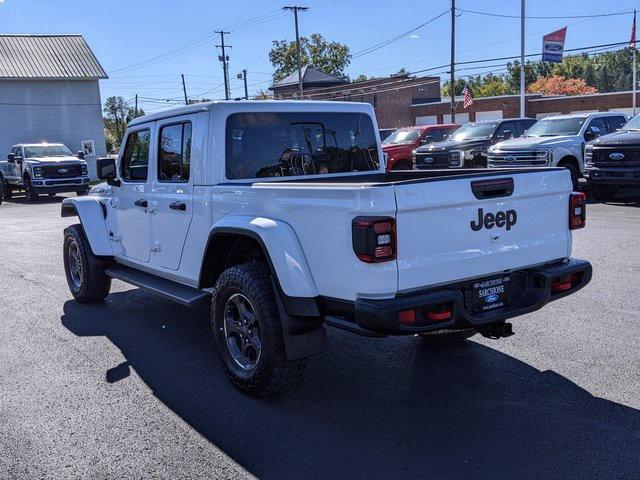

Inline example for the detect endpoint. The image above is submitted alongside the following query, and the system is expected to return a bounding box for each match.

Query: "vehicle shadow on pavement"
[3,195,64,205]
[61,292,640,480]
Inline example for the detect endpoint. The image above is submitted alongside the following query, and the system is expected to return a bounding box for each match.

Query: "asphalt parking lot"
[1,191,639,480]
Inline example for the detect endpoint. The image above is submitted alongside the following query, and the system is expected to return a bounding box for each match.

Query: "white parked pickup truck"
[487,112,627,189]
[61,101,592,396]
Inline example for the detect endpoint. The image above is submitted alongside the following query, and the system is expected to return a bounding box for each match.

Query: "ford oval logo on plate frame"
[609,152,625,161]
[485,294,499,304]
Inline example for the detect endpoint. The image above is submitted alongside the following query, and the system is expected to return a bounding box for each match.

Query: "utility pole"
[450,0,455,122]
[633,10,637,115]
[181,74,188,105]
[237,69,249,100]
[215,30,231,100]
[283,6,309,99]
[520,0,526,117]
[134,94,138,117]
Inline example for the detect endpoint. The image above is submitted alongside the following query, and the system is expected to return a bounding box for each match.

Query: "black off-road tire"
[419,328,477,344]
[589,183,617,202]
[24,176,37,202]
[211,262,306,396]
[63,224,112,303]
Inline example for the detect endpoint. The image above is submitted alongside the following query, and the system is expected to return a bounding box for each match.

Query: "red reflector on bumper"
[398,309,416,325]
[427,310,452,321]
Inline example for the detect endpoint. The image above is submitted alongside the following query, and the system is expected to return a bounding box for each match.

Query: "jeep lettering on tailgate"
[470,208,517,231]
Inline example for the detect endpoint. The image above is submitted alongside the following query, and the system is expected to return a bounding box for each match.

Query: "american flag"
[462,85,474,109]
[631,10,636,49]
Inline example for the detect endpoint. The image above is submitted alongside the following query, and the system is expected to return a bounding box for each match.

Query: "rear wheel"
[211,263,306,396]
[589,183,617,201]
[419,328,476,344]
[63,224,112,303]
[2,178,12,199]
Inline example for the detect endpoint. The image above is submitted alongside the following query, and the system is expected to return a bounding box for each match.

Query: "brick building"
[270,66,640,128]
[270,68,441,128]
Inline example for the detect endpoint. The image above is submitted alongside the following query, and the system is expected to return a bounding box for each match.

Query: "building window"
[158,122,192,183]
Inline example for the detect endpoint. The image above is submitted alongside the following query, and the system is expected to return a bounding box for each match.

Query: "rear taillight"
[551,273,581,294]
[352,216,396,263]
[569,192,586,230]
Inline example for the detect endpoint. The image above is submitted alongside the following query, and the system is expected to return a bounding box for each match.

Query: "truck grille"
[590,147,640,167]
[43,164,83,178]
[488,151,548,167]
[414,151,451,169]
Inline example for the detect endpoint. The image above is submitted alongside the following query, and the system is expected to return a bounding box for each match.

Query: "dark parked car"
[585,114,640,201]
[413,118,537,169]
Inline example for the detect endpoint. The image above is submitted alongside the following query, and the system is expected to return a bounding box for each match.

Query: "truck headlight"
[535,149,551,165]
[81,163,88,176]
[584,145,593,165]
[32,165,43,178]
[449,150,463,167]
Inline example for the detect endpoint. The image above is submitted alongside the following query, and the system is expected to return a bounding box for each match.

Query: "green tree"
[103,96,145,152]
[269,33,351,82]
[353,74,369,82]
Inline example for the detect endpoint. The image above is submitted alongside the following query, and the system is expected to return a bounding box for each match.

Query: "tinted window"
[24,145,73,158]
[605,116,626,132]
[451,122,499,141]
[526,117,586,137]
[424,129,443,142]
[158,122,192,183]
[226,112,379,179]
[495,122,517,139]
[121,129,150,181]
[383,129,421,145]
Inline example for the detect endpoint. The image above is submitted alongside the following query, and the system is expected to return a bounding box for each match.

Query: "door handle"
[169,201,187,211]
[134,198,148,209]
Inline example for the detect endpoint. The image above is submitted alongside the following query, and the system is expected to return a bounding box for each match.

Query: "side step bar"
[105,264,210,307]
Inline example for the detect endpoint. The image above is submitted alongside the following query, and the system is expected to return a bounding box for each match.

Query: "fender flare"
[61,197,113,257]
[204,216,318,300]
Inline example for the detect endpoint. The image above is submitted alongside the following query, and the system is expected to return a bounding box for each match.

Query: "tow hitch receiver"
[479,322,514,339]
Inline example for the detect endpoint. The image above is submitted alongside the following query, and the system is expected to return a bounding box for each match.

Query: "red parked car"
[382,124,459,171]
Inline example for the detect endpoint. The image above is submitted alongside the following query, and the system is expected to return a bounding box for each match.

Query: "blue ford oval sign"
[504,155,516,162]
[609,152,625,161]
[485,294,499,303]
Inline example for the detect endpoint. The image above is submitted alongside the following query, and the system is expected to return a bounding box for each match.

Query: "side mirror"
[77,151,86,160]
[97,157,120,186]
[7,153,14,163]
[584,129,597,141]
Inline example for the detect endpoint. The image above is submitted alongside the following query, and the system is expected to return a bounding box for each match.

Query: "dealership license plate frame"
[471,275,512,312]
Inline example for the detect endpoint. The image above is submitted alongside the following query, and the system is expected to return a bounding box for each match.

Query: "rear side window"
[226,112,380,179]
[121,129,150,182]
[606,116,626,132]
[158,122,192,183]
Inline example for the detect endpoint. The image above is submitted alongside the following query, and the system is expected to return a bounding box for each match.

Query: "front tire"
[211,263,306,396]
[63,224,112,303]
[560,163,580,191]
[24,176,37,202]
[76,188,89,197]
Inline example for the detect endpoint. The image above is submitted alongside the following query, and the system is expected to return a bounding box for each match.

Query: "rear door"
[393,170,572,291]
[149,115,196,270]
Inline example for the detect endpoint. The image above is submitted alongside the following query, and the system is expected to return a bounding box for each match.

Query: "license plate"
[471,276,511,312]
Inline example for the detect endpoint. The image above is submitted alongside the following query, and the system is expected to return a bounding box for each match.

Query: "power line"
[352,10,449,59]
[457,7,635,20]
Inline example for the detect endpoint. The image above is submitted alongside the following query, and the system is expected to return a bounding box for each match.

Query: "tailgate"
[394,170,572,292]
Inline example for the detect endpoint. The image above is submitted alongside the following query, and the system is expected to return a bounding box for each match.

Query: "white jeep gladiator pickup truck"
[487,112,627,189]
[61,101,592,396]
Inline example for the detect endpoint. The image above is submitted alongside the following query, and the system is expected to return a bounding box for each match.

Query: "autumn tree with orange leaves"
[527,75,598,96]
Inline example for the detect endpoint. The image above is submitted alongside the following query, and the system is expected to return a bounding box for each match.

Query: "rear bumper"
[321,258,592,336]
[585,167,640,186]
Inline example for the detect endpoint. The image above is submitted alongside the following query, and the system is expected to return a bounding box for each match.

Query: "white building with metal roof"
[0,34,107,177]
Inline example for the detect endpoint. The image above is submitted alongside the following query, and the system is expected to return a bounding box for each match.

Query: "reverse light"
[569,192,586,230]
[352,216,396,263]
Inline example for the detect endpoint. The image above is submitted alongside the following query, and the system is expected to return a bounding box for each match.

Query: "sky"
[1,0,639,113]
